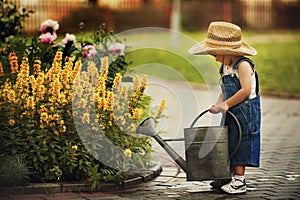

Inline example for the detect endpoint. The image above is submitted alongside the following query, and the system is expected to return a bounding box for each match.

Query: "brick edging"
[0,161,162,196]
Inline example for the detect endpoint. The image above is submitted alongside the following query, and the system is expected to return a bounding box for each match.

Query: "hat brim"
[189,40,257,56]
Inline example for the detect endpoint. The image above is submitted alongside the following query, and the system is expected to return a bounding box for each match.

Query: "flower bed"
[0,17,166,189]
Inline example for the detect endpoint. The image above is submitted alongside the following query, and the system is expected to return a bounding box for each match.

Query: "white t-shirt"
[223,65,257,99]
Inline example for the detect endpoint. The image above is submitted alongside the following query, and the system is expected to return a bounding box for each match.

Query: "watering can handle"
[190,109,242,159]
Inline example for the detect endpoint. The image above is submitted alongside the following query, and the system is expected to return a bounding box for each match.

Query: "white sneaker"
[221,178,247,194]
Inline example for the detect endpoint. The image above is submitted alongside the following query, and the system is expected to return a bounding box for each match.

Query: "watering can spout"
[136,117,188,173]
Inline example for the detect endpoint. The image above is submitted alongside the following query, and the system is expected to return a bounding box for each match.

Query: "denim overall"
[220,57,261,167]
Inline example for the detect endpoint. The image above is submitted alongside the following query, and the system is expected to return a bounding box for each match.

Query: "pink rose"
[82,45,97,60]
[39,32,57,44]
[39,19,59,33]
[109,43,125,56]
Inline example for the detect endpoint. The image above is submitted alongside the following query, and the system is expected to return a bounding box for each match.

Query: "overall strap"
[233,57,255,70]
[219,57,259,95]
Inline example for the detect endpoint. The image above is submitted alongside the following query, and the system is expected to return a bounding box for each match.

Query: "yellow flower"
[54,130,59,136]
[157,100,166,116]
[71,145,78,150]
[124,148,132,158]
[40,112,49,124]
[7,90,15,103]
[82,112,90,124]
[9,119,15,125]
[60,125,67,133]
[131,108,143,120]
[58,93,67,104]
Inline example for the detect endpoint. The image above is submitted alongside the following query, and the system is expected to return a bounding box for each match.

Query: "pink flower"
[39,32,57,44]
[82,45,97,60]
[109,43,125,56]
[39,19,59,44]
[39,19,59,33]
[61,33,76,45]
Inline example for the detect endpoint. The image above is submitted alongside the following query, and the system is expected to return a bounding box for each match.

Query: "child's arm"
[213,61,253,113]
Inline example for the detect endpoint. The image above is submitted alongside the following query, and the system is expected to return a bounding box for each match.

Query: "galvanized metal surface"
[184,126,231,181]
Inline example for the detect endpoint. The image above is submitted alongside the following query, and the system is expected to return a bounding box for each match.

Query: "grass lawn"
[125,31,300,95]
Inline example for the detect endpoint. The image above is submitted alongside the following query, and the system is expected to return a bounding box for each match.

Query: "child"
[189,21,261,194]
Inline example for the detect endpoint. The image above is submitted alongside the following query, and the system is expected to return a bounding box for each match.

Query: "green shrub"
[0,0,33,43]
[0,155,30,186]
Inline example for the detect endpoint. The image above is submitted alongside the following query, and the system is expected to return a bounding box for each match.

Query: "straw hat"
[189,21,257,56]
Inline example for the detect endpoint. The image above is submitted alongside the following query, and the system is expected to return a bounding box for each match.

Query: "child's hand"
[209,105,221,114]
[209,102,229,113]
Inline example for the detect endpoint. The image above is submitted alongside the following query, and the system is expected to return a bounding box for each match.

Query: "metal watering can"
[136,109,242,181]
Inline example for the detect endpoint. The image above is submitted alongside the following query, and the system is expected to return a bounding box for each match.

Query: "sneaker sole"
[221,187,247,194]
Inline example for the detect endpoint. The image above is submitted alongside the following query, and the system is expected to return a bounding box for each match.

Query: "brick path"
[1,93,299,200]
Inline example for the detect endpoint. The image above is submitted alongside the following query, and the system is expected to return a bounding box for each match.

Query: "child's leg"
[234,165,245,176]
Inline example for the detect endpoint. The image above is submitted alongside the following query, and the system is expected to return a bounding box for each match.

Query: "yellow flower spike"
[112,73,122,90]
[97,76,106,91]
[70,59,82,82]
[53,50,63,64]
[7,90,15,103]
[157,99,166,116]
[105,91,113,111]
[94,93,100,103]
[9,52,18,74]
[97,97,105,110]
[100,56,109,79]
[33,59,41,76]
[29,75,36,93]
[26,96,35,110]
[140,75,148,91]
[120,86,128,99]
[124,148,132,158]
[132,75,140,91]
[0,62,4,76]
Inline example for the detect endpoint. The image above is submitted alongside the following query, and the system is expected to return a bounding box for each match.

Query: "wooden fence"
[11,0,88,33]
[10,0,300,34]
[181,0,300,30]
